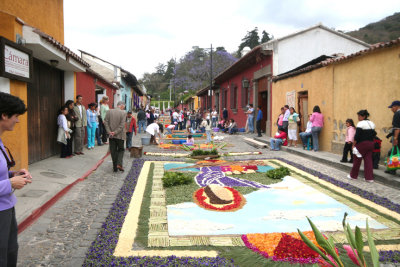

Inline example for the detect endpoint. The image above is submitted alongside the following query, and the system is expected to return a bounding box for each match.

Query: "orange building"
[0,0,88,168]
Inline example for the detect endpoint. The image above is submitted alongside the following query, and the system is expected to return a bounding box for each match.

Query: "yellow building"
[0,0,88,168]
[271,39,400,156]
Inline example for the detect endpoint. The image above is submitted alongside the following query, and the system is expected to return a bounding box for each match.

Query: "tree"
[261,30,272,43]
[237,27,260,57]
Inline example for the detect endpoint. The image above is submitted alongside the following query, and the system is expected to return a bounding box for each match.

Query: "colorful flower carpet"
[83,158,400,266]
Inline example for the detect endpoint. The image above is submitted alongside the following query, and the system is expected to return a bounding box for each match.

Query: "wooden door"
[297,92,308,133]
[28,59,63,164]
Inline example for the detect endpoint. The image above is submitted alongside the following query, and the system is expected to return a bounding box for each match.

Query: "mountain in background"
[347,12,400,44]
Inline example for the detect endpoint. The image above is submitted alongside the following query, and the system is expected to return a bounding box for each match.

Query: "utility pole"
[209,44,213,110]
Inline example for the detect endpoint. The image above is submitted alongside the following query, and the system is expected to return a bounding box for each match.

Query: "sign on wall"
[286,90,296,108]
[0,37,33,83]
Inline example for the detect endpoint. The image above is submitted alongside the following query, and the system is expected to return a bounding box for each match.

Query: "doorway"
[258,91,268,132]
[297,91,308,132]
[28,59,64,164]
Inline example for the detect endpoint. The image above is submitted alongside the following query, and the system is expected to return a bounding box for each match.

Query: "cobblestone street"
[17,132,400,266]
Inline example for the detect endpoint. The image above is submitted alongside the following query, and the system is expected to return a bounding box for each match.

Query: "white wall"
[64,71,75,102]
[273,27,369,75]
[0,77,10,94]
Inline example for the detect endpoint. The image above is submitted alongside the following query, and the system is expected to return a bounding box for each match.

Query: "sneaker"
[346,174,356,180]
[365,179,374,183]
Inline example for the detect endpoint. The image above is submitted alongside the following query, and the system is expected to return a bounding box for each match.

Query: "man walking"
[256,106,263,137]
[104,101,126,172]
[386,100,400,175]
[137,108,146,133]
[73,95,87,155]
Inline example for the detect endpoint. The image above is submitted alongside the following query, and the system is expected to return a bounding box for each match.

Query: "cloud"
[168,219,234,235]
[262,208,341,220]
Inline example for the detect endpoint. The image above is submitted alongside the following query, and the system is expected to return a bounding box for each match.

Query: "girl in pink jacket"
[340,119,356,163]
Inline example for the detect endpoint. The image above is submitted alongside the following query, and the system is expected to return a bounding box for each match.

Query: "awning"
[22,25,89,72]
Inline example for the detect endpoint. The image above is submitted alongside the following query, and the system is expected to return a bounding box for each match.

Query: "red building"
[76,69,118,108]
[212,46,272,132]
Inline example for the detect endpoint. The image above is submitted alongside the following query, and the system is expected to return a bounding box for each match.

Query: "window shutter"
[241,86,246,108]
[230,86,234,109]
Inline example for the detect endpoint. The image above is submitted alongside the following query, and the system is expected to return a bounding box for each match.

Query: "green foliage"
[347,12,400,44]
[265,167,290,179]
[298,213,380,267]
[237,27,273,57]
[191,149,218,156]
[162,172,193,188]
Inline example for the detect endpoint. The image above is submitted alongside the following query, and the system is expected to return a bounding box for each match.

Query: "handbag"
[386,146,400,171]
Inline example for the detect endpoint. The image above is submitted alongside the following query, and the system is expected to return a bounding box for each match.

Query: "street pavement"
[16,131,400,266]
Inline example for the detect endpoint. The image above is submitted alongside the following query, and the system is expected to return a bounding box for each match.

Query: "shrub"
[191,149,219,157]
[162,172,193,188]
[266,167,290,179]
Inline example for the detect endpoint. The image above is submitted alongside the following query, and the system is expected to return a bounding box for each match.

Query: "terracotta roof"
[33,29,90,67]
[273,37,400,82]
[214,46,269,84]
[86,68,118,90]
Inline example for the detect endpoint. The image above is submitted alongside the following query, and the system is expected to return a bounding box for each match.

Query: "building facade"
[272,39,400,155]
[0,0,88,167]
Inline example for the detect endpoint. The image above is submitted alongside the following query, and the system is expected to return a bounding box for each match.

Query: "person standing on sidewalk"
[65,100,78,156]
[310,105,324,152]
[104,101,127,172]
[386,100,400,175]
[222,107,228,121]
[256,106,263,137]
[0,92,32,267]
[125,111,137,149]
[340,119,356,163]
[246,104,255,133]
[348,110,376,182]
[282,105,290,133]
[86,103,98,150]
[137,108,147,133]
[211,107,218,128]
[99,96,110,144]
[57,106,72,158]
[73,95,87,155]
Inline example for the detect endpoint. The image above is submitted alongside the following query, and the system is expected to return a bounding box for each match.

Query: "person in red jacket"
[270,130,288,151]
[125,111,137,149]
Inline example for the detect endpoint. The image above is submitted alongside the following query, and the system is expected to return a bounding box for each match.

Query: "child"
[341,119,356,163]
[186,126,196,134]
[186,135,194,145]
[373,136,382,169]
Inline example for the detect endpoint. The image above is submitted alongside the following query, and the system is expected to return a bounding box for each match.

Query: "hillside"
[347,12,400,44]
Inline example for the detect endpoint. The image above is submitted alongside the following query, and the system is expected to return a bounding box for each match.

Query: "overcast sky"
[64,0,400,79]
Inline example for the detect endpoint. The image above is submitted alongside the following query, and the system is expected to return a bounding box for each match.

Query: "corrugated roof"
[273,37,400,82]
[32,29,90,68]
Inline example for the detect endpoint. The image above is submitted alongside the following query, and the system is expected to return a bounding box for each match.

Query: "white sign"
[286,91,296,108]
[4,45,30,78]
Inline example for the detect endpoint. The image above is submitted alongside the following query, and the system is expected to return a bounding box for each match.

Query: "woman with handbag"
[0,92,32,266]
[347,110,376,182]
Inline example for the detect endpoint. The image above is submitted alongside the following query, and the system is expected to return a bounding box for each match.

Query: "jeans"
[190,120,196,129]
[126,132,133,149]
[87,124,97,148]
[206,130,211,143]
[212,117,217,127]
[270,138,283,150]
[256,120,262,136]
[311,126,322,151]
[167,128,172,134]
[350,141,374,181]
[299,132,312,148]
[0,208,18,267]
[96,127,102,145]
[228,127,238,134]
[138,120,146,133]
[173,119,178,130]
[248,116,254,133]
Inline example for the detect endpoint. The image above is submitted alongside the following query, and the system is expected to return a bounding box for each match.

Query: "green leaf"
[297,229,336,266]
[366,219,380,267]
[354,226,366,266]
[346,223,357,248]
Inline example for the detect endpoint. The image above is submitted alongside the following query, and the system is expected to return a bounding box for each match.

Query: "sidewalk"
[254,136,400,188]
[14,144,110,224]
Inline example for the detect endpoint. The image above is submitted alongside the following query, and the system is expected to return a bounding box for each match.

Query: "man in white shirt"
[172,110,179,130]
[146,121,163,144]
[211,107,218,127]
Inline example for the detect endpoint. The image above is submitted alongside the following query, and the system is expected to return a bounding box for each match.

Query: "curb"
[254,137,400,188]
[17,152,111,234]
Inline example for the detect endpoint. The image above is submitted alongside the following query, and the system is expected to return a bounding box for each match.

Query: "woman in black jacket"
[348,110,376,182]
